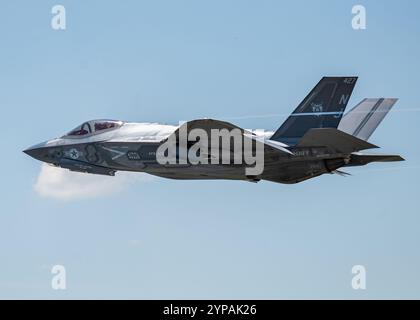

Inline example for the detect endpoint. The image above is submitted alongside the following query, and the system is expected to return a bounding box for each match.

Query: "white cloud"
[34,164,152,201]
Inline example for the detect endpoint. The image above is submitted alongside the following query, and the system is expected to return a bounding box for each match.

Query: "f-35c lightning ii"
[24,77,404,184]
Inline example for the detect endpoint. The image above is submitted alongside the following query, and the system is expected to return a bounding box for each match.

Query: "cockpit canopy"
[63,120,123,138]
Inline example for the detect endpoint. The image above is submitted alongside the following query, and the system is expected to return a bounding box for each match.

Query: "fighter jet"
[24,77,404,184]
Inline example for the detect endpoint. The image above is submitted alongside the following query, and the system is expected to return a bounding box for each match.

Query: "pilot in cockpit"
[64,120,123,138]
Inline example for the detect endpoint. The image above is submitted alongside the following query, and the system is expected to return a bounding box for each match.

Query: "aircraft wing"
[167,119,292,155]
[297,128,379,153]
[174,119,246,133]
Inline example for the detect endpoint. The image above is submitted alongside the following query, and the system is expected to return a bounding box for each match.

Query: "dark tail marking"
[270,77,358,145]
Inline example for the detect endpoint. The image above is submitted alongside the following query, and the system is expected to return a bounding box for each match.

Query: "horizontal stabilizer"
[338,98,398,141]
[297,128,378,153]
[347,153,405,166]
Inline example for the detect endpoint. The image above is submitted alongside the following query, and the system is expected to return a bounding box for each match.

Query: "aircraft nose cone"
[23,148,32,157]
[23,146,45,162]
[23,142,50,162]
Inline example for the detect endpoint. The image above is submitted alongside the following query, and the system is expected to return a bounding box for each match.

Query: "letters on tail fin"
[338,98,398,141]
[270,77,358,145]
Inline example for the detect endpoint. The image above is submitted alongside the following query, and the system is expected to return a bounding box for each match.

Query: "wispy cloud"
[34,164,152,201]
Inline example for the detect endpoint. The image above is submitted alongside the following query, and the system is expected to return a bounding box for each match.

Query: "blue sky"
[1,0,419,299]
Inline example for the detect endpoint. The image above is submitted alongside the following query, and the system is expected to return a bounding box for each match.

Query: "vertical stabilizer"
[338,98,398,141]
[270,77,358,145]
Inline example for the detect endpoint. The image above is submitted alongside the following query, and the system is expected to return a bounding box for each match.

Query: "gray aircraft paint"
[24,77,404,184]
